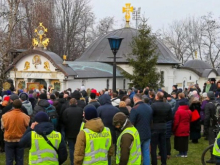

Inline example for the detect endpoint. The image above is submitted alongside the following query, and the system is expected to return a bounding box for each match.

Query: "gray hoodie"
[22,100,33,116]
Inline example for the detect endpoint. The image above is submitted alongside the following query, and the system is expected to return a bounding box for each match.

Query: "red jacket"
[173,105,192,137]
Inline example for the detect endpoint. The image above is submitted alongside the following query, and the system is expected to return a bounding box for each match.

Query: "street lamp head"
[107,36,123,52]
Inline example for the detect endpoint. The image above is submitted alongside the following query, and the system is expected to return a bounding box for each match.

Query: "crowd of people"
[1,78,220,165]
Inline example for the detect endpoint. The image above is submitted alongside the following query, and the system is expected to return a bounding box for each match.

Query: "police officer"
[19,111,67,165]
[74,105,113,165]
[213,131,220,165]
[113,112,141,165]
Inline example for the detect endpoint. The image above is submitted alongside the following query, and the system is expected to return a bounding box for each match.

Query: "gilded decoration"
[32,23,50,50]
[24,61,30,71]
[32,55,42,68]
[122,3,133,22]
[3,82,11,90]
[44,61,50,71]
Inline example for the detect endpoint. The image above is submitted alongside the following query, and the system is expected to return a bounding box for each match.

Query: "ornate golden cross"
[122,3,134,22]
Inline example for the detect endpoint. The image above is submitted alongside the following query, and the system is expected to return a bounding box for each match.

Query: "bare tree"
[201,13,220,68]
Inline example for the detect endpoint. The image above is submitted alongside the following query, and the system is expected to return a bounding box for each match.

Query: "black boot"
[206,155,216,164]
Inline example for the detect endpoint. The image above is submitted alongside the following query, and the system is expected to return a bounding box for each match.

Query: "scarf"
[205,84,211,93]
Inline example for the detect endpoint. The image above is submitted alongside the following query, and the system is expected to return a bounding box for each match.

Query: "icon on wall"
[32,55,42,68]
[44,61,50,71]
[24,61,30,71]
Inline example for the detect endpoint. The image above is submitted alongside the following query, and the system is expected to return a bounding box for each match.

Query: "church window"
[123,79,126,90]
[160,71,164,87]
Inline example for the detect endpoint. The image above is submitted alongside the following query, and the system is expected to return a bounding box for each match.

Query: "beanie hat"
[10,94,19,101]
[119,101,126,108]
[84,105,97,120]
[20,93,28,101]
[13,99,22,109]
[207,91,215,100]
[4,96,10,102]
[113,112,127,126]
[34,111,49,123]
[173,85,178,89]
[39,93,47,100]
[71,90,81,100]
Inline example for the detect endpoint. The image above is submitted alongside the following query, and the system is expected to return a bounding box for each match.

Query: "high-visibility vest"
[213,132,220,156]
[80,122,85,130]
[82,127,111,165]
[29,131,61,165]
[116,126,141,165]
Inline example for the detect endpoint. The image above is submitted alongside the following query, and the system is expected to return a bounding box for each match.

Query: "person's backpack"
[44,104,58,130]
[210,102,220,126]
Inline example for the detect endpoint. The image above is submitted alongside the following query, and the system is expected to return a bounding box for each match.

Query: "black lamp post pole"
[113,50,117,93]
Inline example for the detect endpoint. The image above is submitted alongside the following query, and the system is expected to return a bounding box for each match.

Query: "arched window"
[123,79,126,90]
[183,80,185,90]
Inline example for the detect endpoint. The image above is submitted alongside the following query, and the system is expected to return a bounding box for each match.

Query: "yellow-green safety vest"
[116,126,141,165]
[213,132,220,156]
[80,122,85,130]
[29,131,61,165]
[82,127,111,165]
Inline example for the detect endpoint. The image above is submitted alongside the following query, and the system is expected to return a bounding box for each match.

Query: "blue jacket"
[19,122,67,164]
[97,94,119,144]
[129,101,152,142]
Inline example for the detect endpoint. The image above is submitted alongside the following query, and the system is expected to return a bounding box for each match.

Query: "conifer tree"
[122,19,161,89]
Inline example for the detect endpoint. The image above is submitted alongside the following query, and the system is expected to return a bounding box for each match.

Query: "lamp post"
[108,36,123,92]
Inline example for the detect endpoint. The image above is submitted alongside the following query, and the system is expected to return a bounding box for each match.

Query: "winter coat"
[129,101,152,142]
[167,98,176,112]
[62,104,83,139]
[115,119,135,165]
[97,94,119,144]
[118,107,129,117]
[173,105,192,137]
[28,96,37,110]
[173,98,189,116]
[77,100,86,109]
[19,122,67,164]
[151,100,173,130]
[111,97,120,107]
[74,118,114,165]
[22,100,33,116]
[88,100,100,109]
[2,103,28,115]
[201,100,209,122]
[2,109,30,142]
[189,100,201,140]
[204,99,218,129]
[31,99,51,123]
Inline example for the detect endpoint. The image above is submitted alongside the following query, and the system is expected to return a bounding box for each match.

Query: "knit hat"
[20,93,28,101]
[34,111,49,123]
[207,91,215,100]
[13,99,22,109]
[119,101,126,108]
[113,112,127,126]
[4,96,10,102]
[10,94,19,101]
[39,93,47,100]
[84,105,97,120]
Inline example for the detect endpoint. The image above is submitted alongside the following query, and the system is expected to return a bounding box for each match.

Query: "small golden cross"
[122,3,134,22]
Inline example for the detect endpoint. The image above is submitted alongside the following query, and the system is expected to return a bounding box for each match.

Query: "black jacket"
[62,105,83,139]
[204,99,217,129]
[119,107,129,117]
[151,100,173,129]
[2,103,28,115]
[77,100,86,109]
[19,122,67,164]
[88,100,100,109]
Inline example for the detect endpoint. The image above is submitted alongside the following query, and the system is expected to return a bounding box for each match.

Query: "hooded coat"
[97,94,119,143]
[31,99,53,123]
[19,93,33,116]
[19,122,67,164]
[74,118,114,165]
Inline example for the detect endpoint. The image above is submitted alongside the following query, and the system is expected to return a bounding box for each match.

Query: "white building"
[5,27,219,93]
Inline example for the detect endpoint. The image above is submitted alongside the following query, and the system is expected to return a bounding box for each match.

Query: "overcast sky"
[91,0,219,32]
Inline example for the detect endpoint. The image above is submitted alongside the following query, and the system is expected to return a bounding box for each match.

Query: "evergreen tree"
[122,19,161,89]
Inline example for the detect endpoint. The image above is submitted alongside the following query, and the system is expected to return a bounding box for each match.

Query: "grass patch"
[0,136,208,165]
